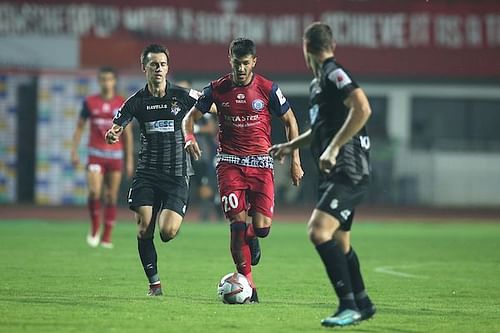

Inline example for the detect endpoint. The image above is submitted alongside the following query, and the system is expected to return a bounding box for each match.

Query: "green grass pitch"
[0,219,499,333]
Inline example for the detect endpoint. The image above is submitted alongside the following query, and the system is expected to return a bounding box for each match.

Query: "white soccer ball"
[217,272,252,304]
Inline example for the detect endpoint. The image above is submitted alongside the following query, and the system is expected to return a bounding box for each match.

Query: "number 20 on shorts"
[221,193,239,212]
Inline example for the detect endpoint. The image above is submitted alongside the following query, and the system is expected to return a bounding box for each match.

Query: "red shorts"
[216,162,274,219]
[88,156,123,174]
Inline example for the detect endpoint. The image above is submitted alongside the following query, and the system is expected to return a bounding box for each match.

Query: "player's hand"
[290,162,304,186]
[105,126,123,144]
[71,150,79,168]
[126,158,134,179]
[268,143,293,164]
[185,138,202,161]
[319,145,339,174]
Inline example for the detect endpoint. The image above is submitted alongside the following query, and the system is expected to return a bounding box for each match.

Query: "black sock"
[346,247,372,309]
[316,240,357,311]
[138,237,159,284]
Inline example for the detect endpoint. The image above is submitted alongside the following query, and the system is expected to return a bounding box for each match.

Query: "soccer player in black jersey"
[105,44,202,296]
[269,22,376,327]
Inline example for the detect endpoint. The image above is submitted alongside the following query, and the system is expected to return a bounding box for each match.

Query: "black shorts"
[316,175,369,231]
[128,170,190,218]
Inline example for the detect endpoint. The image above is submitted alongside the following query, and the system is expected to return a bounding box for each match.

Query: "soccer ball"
[217,272,252,304]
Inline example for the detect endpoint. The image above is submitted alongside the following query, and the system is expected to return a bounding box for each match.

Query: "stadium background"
[1,1,500,333]
[1,0,500,216]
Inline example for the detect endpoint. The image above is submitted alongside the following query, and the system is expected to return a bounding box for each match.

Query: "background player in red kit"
[71,67,134,248]
[183,38,304,302]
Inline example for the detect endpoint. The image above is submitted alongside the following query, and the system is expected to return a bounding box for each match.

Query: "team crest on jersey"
[170,101,181,115]
[251,99,265,111]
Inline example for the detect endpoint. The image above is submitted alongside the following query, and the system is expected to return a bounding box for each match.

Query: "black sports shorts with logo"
[316,174,370,231]
[128,170,190,218]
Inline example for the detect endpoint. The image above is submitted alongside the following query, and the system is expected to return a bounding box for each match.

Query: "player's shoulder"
[85,94,101,105]
[252,73,274,91]
[168,82,200,101]
[211,73,233,91]
[323,58,357,89]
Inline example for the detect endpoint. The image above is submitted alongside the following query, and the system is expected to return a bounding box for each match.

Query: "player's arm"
[319,88,371,174]
[70,101,90,167]
[182,84,215,161]
[269,128,312,161]
[106,97,136,145]
[279,109,304,186]
[122,124,134,179]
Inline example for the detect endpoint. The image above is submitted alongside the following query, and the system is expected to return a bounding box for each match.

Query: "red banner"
[2,0,500,78]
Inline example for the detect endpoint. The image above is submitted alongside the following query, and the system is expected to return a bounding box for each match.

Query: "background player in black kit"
[269,22,376,327]
[105,44,201,296]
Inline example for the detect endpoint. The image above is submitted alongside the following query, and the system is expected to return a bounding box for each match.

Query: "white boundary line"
[374,264,429,279]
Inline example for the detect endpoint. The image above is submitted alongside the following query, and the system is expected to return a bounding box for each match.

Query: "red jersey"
[80,94,125,158]
[195,73,290,156]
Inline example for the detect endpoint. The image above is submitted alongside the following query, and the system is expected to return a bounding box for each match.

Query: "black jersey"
[113,82,198,176]
[309,58,370,183]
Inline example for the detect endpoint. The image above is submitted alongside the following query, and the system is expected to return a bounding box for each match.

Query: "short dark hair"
[304,22,334,53]
[98,66,116,77]
[140,44,170,65]
[229,38,256,58]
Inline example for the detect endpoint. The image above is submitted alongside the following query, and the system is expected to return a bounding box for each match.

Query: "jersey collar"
[144,80,170,98]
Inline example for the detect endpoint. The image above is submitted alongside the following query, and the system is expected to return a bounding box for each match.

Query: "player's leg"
[334,221,376,321]
[309,210,358,310]
[308,209,361,326]
[129,180,162,296]
[135,204,162,296]
[156,175,190,243]
[86,162,104,246]
[217,164,255,291]
[246,167,274,267]
[101,169,122,248]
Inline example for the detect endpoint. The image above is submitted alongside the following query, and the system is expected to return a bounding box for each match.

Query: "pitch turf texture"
[0,220,499,333]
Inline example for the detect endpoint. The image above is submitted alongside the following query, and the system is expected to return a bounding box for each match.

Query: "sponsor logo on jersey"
[146,104,169,111]
[235,93,246,104]
[251,99,265,111]
[309,104,319,125]
[224,114,259,122]
[330,199,339,210]
[103,103,111,113]
[328,68,352,89]
[145,120,175,133]
[340,209,352,220]
[275,88,287,105]
[189,89,201,100]
[223,114,260,128]
[170,101,181,115]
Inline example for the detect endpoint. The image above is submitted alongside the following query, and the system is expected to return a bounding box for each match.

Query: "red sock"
[230,221,255,287]
[102,205,116,243]
[245,223,256,240]
[88,198,101,237]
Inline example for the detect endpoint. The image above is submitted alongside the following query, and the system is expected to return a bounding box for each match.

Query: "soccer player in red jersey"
[183,38,304,302]
[71,67,134,249]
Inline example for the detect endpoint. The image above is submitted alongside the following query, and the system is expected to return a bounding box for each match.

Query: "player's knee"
[104,192,118,205]
[136,216,153,238]
[88,190,100,200]
[308,224,331,245]
[159,228,178,243]
[255,227,270,238]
